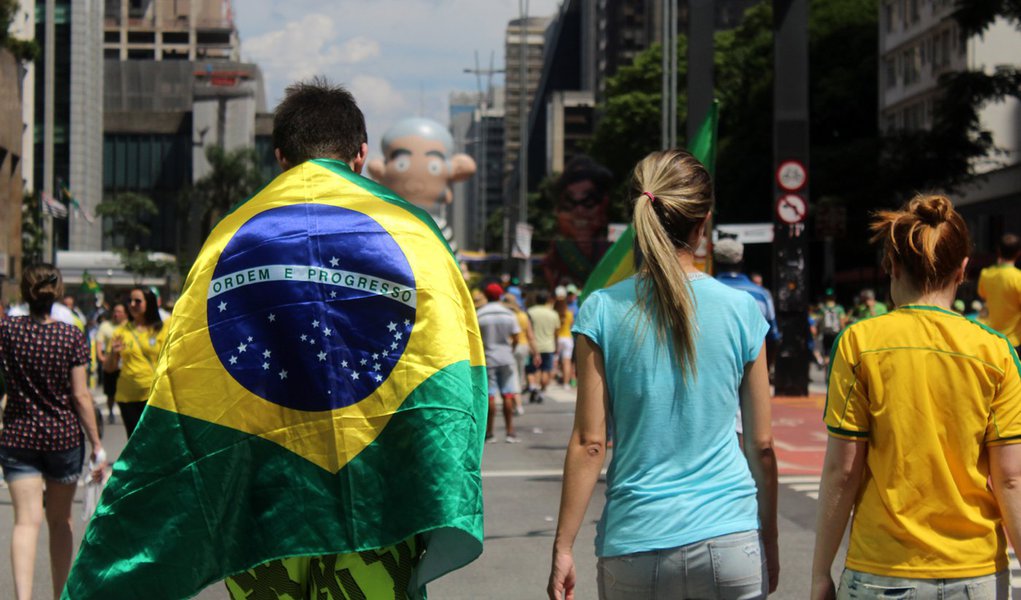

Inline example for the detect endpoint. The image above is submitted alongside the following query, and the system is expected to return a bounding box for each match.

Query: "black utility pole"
[772,0,811,395]
[686,0,714,144]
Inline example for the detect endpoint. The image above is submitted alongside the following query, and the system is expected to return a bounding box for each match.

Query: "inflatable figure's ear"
[366,158,386,180]
[449,154,477,182]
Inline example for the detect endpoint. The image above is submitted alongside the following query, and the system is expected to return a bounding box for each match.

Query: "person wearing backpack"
[819,289,846,367]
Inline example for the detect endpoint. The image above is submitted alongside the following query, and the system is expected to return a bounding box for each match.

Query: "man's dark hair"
[272,77,367,166]
[535,291,550,305]
[998,233,1021,260]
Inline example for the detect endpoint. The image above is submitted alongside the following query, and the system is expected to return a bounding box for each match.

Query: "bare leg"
[503,394,516,437]
[45,480,78,597]
[486,395,497,438]
[9,476,44,600]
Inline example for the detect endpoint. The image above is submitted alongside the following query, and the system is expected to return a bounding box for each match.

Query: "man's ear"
[351,142,370,175]
[274,148,291,171]
[366,158,385,180]
[449,153,477,182]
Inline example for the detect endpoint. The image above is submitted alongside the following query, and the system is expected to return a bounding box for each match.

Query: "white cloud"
[236,0,562,152]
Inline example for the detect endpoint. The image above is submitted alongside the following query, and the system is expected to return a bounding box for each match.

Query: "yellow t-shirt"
[825,305,1021,578]
[556,310,574,339]
[514,310,530,346]
[113,321,170,403]
[978,263,1021,346]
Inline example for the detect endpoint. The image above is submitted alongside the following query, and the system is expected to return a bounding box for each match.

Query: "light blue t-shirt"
[573,274,769,557]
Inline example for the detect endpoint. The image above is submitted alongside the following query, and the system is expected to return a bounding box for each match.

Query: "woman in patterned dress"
[0,264,106,600]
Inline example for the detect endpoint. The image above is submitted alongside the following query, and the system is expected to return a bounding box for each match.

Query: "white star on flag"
[372,353,379,360]
[279,369,288,380]
[390,342,399,350]
[374,375,383,382]
[330,291,337,298]
[218,301,228,313]
[310,339,316,345]
[263,350,271,358]
[268,313,276,322]
[351,371,360,380]
[247,336,253,343]
[312,320,320,328]
[394,332,403,340]
[360,358,367,366]
[387,322,397,332]
[262,362,270,370]
[341,360,348,368]
[329,256,339,267]
[404,319,411,326]
[373,363,381,371]
[323,328,332,337]
[300,334,308,342]
[237,342,247,353]
[229,355,237,365]
[318,351,327,362]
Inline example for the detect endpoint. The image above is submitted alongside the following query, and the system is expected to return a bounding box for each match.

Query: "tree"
[21,191,43,268]
[0,0,38,62]
[190,146,266,240]
[95,192,171,281]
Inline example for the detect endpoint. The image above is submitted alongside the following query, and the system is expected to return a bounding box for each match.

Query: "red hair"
[870,194,971,293]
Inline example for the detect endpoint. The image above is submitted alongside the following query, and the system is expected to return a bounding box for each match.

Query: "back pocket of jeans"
[860,584,915,600]
[709,534,764,590]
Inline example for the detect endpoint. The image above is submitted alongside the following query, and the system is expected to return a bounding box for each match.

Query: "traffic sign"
[776,194,808,224]
[776,160,807,192]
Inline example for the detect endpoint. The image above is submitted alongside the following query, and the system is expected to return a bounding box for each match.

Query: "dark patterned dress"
[0,316,89,451]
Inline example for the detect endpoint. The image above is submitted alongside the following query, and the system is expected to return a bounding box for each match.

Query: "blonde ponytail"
[630,149,714,375]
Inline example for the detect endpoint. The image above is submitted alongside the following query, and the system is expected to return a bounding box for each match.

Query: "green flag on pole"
[579,102,719,305]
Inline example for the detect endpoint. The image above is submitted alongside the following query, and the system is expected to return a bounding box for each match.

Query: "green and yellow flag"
[64,159,488,598]
[579,102,719,305]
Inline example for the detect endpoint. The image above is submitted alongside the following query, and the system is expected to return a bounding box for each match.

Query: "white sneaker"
[505,435,521,444]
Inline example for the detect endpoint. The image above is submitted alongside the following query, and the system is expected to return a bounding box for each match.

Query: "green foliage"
[20,191,43,268]
[191,146,266,239]
[0,0,38,62]
[96,192,170,280]
[953,0,1021,36]
[484,174,559,255]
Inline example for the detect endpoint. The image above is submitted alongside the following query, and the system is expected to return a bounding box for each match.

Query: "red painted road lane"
[772,395,827,476]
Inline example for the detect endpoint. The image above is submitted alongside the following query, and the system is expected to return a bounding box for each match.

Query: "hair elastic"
[642,191,656,203]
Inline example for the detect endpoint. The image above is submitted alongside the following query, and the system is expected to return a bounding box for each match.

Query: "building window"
[884,2,894,32]
[885,58,897,89]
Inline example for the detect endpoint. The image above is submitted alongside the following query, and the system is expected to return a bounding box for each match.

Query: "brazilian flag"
[64,159,488,598]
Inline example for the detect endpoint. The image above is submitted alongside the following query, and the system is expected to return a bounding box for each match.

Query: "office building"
[879,0,1021,251]
[0,49,24,300]
[103,0,240,62]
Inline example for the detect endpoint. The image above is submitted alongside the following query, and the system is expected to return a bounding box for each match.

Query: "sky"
[234,0,562,161]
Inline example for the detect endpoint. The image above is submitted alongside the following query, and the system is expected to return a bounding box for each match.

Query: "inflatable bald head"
[367,117,476,210]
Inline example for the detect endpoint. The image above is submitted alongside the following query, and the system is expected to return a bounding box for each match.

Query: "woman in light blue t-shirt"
[547,149,778,600]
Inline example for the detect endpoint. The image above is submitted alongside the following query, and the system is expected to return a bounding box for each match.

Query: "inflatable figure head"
[555,155,614,243]
[366,117,476,210]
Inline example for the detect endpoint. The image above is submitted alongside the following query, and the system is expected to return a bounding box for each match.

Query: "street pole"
[686,0,714,144]
[43,0,55,262]
[465,52,503,251]
[772,0,811,396]
[518,0,530,280]
[660,0,677,149]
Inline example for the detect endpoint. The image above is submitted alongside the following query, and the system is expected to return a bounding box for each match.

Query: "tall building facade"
[878,0,1021,251]
[33,0,104,253]
[88,0,270,285]
[102,0,239,61]
[503,16,551,183]
[0,49,25,301]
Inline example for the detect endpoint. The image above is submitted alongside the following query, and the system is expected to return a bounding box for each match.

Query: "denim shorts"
[597,530,767,600]
[0,445,85,484]
[487,364,520,396]
[837,568,1009,600]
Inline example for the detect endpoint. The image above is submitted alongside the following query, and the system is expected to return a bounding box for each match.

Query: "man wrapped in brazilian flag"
[63,78,488,599]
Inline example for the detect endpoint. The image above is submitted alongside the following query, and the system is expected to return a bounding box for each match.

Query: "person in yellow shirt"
[102,288,168,437]
[978,233,1021,349]
[553,296,575,388]
[812,195,1021,600]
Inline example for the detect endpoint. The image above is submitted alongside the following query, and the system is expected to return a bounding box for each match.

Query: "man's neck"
[998,257,1017,266]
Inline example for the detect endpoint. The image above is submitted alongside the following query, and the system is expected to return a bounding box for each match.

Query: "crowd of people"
[0,282,170,598]
[2,76,1021,600]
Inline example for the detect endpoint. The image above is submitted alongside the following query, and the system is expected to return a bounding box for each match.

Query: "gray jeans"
[837,568,1009,600]
[597,530,767,599]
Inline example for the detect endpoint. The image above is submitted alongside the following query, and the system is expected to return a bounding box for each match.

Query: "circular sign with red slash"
[776,160,808,192]
[776,194,808,225]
